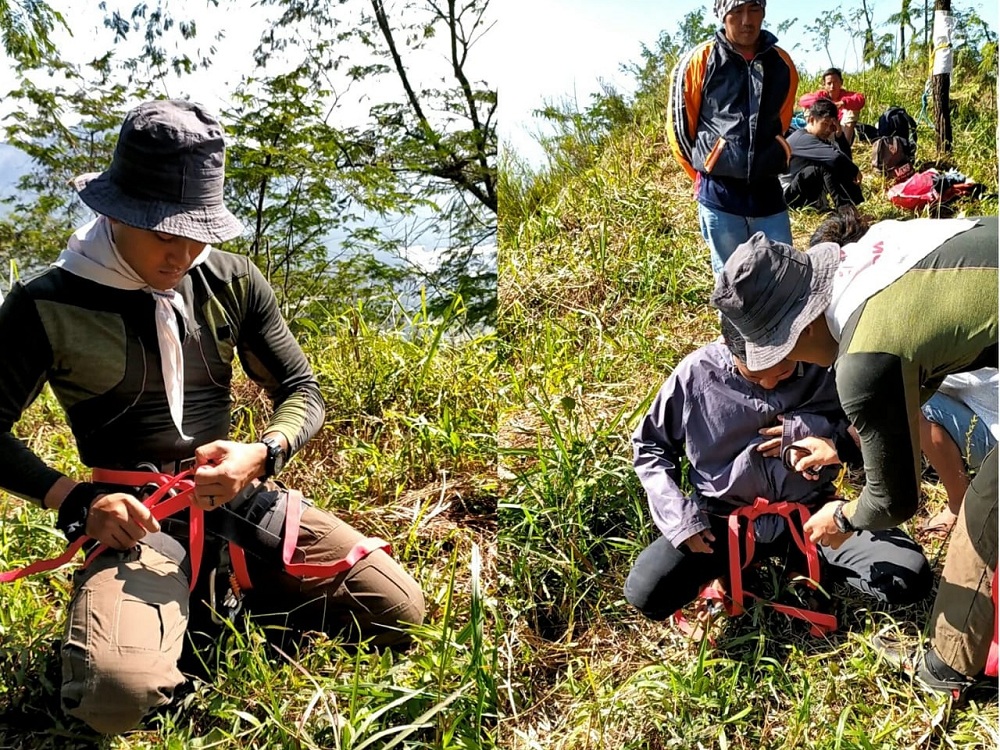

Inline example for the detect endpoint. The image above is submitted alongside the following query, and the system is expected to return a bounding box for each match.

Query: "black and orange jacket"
[0,250,325,504]
[667,29,798,215]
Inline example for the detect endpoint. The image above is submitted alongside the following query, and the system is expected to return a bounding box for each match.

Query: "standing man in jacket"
[667,0,799,277]
[0,100,425,734]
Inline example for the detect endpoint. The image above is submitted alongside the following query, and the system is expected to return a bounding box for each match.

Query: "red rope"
[673,497,837,638]
[1,470,392,591]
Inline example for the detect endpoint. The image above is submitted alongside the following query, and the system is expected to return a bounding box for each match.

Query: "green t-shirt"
[836,216,998,529]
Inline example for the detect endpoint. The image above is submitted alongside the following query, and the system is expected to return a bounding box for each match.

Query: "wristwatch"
[832,500,857,534]
[260,435,287,479]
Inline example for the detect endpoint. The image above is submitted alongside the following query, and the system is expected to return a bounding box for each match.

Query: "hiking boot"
[872,636,976,699]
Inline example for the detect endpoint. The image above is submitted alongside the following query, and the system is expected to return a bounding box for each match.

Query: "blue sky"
[497,0,998,164]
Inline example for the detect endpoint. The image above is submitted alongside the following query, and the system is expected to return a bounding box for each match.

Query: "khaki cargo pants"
[60,502,425,735]
[929,445,998,676]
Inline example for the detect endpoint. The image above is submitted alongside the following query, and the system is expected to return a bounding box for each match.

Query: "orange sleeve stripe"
[684,43,712,141]
[774,46,799,131]
[666,41,713,182]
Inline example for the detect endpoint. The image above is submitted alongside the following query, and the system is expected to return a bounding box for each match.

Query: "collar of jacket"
[714,27,780,59]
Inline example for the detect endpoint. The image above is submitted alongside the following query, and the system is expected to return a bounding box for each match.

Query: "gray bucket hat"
[710,232,840,370]
[71,99,243,244]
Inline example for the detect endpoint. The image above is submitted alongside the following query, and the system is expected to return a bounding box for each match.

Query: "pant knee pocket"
[116,598,167,650]
[350,555,424,620]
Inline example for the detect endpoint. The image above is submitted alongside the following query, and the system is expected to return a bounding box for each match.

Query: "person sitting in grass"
[711,209,997,697]
[624,317,932,624]
[0,99,425,735]
[798,67,866,147]
[919,369,998,536]
[782,99,863,211]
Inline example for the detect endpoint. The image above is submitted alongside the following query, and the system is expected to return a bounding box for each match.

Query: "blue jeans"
[697,203,792,277]
[922,391,996,470]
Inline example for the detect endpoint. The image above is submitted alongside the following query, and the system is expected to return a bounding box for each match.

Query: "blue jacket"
[667,29,799,217]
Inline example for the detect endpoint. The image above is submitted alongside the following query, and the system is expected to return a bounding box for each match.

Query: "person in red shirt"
[798,68,866,146]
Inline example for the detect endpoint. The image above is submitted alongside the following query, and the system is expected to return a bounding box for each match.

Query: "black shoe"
[873,636,976,699]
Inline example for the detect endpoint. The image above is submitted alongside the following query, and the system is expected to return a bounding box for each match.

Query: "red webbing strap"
[280,488,391,578]
[724,497,836,635]
[986,569,999,678]
[0,469,198,587]
[672,583,727,642]
[89,468,202,592]
[1,471,391,590]
[0,536,90,583]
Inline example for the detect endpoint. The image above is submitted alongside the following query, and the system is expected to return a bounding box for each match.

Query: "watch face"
[265,438,286,476]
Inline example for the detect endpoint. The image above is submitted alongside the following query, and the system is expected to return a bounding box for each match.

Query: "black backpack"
[876,106,917,158]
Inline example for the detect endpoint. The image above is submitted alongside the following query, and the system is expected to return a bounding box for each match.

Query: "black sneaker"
[873,636,976,700]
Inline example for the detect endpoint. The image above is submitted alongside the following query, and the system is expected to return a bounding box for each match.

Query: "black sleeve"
[836,351,921,528]
[0,284,65,503]
[235,261,325,457]
[832,426,863,468]
[791,133,859,175]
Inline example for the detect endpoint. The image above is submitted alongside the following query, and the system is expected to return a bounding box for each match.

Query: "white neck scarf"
[53,216,212,440]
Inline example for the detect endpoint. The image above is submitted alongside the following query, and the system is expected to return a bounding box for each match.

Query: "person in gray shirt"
[624,318,931,621]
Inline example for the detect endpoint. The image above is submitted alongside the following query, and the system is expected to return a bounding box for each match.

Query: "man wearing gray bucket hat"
[0,99,425,734]
[667,0,798,277]
[712,211,998,698]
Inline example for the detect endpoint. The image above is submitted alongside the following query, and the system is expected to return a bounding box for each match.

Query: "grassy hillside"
[0,300,498,749]
[498,58,998,749]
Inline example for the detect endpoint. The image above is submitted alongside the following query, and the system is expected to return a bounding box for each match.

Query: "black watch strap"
[833,501,856,534]
[56,482,105,543]
[260,436,286,479]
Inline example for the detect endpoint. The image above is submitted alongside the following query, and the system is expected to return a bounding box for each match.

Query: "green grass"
[1,50,997,750]
[0,295,498,749]
[498,60,998,749]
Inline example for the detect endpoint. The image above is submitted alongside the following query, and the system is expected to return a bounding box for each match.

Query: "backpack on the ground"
[888,168,982,211]
[877,106,918,147]
[854,123,880,143]
[871,135,915,182]
[871,106,918,182]
[874,105,917,158]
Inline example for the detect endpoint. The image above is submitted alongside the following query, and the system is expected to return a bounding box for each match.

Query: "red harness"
[673,497,838,639]
[0,469,391,592]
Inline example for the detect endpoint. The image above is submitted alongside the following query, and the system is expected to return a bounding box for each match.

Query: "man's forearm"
[266,384,324,457]
[0,432,67,508]
[42,476,79,510]
[846,438,921,529]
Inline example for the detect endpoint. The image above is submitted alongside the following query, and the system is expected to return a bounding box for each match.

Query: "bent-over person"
[711,212,997,696]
